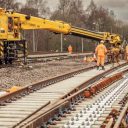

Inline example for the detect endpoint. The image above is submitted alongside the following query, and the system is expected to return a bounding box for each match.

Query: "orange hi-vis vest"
[95,44,107,57]
[68,45,72,53]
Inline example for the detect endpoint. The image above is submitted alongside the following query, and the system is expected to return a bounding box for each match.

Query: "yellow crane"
[0,8,121,64]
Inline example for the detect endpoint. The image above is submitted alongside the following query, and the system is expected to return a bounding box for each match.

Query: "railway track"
[27,53,93,63]
[0,62,127,128]
[0,53,93,67]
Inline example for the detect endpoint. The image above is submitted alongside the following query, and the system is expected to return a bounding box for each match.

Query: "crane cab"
[0,8,21,40]
[7,17,21,40]
[0,8,27,64]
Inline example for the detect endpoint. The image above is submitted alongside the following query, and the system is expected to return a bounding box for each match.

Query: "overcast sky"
[17,0,128,22]
[95,0,128,21]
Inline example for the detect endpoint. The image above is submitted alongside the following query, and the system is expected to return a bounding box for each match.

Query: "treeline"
[1,0,128,52]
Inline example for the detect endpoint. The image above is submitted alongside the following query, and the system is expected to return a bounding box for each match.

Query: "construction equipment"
[0,8,121,64]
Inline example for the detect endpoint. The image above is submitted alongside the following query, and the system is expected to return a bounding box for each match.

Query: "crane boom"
[10,12,109,41]
[71,26,106,40]
[0,8,121,64]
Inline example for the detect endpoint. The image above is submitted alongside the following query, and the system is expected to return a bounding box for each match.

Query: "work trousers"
[97,56,105,66]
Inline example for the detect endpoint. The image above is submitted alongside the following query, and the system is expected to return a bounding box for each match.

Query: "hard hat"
[100,40,104,43]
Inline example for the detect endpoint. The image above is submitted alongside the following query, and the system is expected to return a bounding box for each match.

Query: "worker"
[95,40,107,70]
[125,44,128,62]
[14,25,19,38]
[111,44,120,67]
[68,45,73,54]
[83,56,87,62]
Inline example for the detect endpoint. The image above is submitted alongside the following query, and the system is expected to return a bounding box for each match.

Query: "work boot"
[102,66,105,70]
[97,66,99,70]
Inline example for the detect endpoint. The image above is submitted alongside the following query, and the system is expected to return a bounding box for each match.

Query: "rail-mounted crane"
[0,8,121,64]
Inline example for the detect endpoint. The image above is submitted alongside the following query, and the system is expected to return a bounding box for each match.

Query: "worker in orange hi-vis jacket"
[125,44,128,62]
[95,40,107,70]
[68,45,73,54]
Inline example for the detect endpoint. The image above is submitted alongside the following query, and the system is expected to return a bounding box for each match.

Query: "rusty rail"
[106,118,114,128]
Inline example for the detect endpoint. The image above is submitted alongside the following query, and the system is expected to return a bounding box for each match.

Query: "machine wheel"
[8,59,13,64]
[0,59,2,65]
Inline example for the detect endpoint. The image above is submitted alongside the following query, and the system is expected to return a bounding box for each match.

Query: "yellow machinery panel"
[12,13,71,34]
[0,14,7,39]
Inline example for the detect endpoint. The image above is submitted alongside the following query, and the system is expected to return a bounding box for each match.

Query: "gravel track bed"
[0,58,95,89]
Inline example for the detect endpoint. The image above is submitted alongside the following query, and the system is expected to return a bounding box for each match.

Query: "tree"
[26,0,50,17]
[86,0,116,32]
[0,0,20,11]
[86,0,97,30]
[20,0,51,52]
[18,0,128,52]
[51,0,87,52]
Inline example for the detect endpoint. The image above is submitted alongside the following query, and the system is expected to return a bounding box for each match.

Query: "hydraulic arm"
[0,8,121,64]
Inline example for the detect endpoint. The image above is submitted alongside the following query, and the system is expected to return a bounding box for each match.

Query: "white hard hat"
[100,40,104,43]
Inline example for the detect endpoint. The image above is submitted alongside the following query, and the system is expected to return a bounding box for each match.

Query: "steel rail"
[27,53,93,63]
[113,101,128,128]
